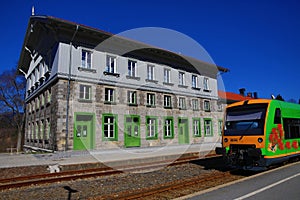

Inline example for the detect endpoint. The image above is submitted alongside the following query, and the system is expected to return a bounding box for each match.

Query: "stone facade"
[19,16,227,151]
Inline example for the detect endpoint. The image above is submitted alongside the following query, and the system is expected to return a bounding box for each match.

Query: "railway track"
[92,170,243,200]
[0,154,210,191]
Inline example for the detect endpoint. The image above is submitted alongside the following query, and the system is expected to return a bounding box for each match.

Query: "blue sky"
[1,0,300,100]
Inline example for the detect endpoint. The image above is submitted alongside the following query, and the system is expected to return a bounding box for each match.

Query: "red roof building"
[218,91,254,104]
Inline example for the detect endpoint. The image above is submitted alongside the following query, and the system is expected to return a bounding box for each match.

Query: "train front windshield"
[224,103,268,136]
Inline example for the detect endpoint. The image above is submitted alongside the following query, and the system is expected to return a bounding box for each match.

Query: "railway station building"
[18,16,228,151]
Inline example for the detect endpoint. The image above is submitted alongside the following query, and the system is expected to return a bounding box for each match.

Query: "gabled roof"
[18,15,229,78]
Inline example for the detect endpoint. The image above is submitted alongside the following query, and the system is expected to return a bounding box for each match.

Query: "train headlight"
[224,138,228,143]
[258,138,263,143]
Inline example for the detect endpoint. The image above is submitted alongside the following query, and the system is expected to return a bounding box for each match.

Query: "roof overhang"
[18,16,229,78]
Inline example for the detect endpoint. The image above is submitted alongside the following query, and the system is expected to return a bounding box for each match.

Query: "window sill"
[193,135,202,138]
[146,137,158,140]
[146,105,156,108]
[179,108,187,110]
[192,109,200,111]
[78,67,97,73]
[126,75,141,80]
[78,99,93,103]
[203,89,212,92]
[164,136,174,139]
[163,82,174,86]
[204,134,214,137]
[192,87,201,91]
[103,71,120,77]
[204,109,211,112]
[178,85,188,88]
[145,79,158,83]
[103,138,118,142]
[128,103,138,107]
[104,101,117,105]
[164,106,173,109]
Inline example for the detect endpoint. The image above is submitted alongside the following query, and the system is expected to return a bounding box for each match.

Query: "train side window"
[274,108,281,124]
[283,118,300,139]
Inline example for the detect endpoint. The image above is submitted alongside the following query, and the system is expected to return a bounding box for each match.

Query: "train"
[216,99,300,170]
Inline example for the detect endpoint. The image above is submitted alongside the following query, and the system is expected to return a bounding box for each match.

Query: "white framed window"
[36,97,40,110]
[28,103,32,113]
[179,72,185,86]
[203,77,209,91]
[146,117,157,138]
[204,100,211,111]
[32,100,35,111]
[35,121,39,139]
[218,120,223,136]
[81,50,92,69]
[146,93,155,107]
[40,120,44,139]
[192,99,199,111]
[35,67,40,83]
[192,75,198,88]
[164,68,171,83]
[103,115,116,138]
[41,94,45,106]
[204,119,213,136]
[127,91,137,105]
[28,122,31,139]
[31,73,35,86]
[46,118,50,140]
[164,118,173,138]
[217,102,223,111]
[164,95,172,108]
[128,60,137,77]
[178,97,186,110]
[106,55,117,73]
[79,85,91,100]
[147,64,155,80]
[193,119,201,136]
[47,89,51,103]
[105,88,115,102]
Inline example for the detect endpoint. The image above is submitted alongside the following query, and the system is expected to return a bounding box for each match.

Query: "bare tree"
[0,68,26,152]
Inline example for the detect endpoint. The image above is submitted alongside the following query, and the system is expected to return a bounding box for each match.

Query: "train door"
[124,115,141,147]
[178,118,189,144]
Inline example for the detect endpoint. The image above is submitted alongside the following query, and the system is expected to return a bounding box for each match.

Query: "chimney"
[247,92,253,98]
[239,88,246,96]
[253,92,258,99]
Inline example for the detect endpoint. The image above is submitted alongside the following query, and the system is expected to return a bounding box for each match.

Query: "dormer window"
[128,60,137,77]
[192,75,200,90]
[147,65,155,80]
[203,77,210,92]
[164,68,171,83]
[104,55,119,77]
[178,72,185,86]
[81,50,92,69]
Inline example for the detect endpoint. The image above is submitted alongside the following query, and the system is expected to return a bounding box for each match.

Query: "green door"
[74,114,95,150]
[124,116,140,147]
[178,118,189,144]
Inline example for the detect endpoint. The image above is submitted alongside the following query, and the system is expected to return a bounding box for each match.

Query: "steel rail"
[0,154,213,191]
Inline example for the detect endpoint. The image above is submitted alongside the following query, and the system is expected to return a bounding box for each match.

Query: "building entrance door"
[73,113,95,150]
[124,115,140,147]
[178,118,189,144]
